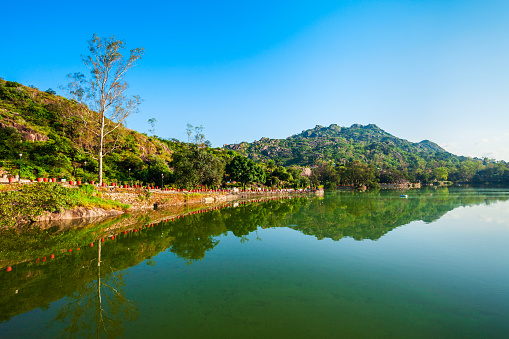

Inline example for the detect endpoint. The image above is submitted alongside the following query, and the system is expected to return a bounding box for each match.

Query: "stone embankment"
[33,188,323,222]
[36,207,124,222]
[103,188,323,211]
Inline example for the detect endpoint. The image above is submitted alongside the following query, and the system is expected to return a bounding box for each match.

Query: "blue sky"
[2,0,509,160]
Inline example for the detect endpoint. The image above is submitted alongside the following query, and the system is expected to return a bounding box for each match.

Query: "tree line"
[1,34,508,190]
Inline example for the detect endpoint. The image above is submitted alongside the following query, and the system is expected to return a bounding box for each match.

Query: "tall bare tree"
[62,34,144,184]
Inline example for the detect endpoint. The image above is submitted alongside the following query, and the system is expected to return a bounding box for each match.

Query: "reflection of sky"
[442,201,509,227]
[2,197,509,337]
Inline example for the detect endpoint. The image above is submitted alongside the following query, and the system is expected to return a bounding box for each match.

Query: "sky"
[2,0,509,160]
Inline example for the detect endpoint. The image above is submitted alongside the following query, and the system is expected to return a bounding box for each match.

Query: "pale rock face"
[301,168,312,177]
[0,121,49,142]
[22,131,48,142]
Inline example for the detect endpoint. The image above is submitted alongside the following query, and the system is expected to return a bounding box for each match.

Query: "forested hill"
[0,78,238,188]
[2,77,508,187]
[225,123,458,168]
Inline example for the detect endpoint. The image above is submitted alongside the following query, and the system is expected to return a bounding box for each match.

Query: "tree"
[185,123,206,147]
[148,118,157,136]
[338,161,378,188]
[225,156,265,188]
[193,125,205,146]
[432,167,449,181]
[172,144,225,189]
[310,162,338,188]
[186,123,193,143]
[62,34,144,184]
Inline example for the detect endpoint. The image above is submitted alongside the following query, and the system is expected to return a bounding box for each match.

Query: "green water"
[1,187,509,338]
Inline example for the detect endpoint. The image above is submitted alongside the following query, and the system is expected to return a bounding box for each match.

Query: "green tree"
[310,162,339,188]
[338,161,378,188]
[225,156,265,188]
[148,118,157,136]
[172,144,225,189]
[186,123,193,143]
[432,167,449,181]
[62,34,144,185]
[273,166,292,182]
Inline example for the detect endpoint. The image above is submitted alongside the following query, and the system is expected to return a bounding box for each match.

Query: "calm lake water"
[1,187,508,338]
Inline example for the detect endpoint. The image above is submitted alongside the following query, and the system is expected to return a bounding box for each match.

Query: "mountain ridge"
[225,123,453,168]
[2,77,508,186]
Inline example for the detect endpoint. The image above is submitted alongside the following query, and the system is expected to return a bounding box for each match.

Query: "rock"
[301,168,312,177]
[36,207,124,222]
[0,121,49,142]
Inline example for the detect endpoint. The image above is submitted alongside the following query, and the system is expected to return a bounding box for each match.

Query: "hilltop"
[1,77,508,188]
[224,123,509,185]
[226,123,454,168]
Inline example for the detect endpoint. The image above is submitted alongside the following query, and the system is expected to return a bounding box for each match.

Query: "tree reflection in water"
[1,187,508,332]
[52,240,137,338]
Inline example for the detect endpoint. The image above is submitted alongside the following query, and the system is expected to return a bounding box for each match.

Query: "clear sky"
[2,0,509,160]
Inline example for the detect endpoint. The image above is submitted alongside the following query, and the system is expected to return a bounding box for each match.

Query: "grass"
[0,184,20,192]
[0,183,131,228]
[78,195,130,210]
[72,184,130,210]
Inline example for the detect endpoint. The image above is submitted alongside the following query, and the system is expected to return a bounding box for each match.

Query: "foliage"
[148,117,157,136]
[226,123,509,187]
[3,77,509,191]
[225,155,265,187]
[172,144,225,189]
[0,183,129,227]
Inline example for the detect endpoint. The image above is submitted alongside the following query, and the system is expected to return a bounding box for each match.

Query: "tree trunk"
[98,112,105,185]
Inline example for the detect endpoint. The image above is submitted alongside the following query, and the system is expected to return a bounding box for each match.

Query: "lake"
[1,187,508,338]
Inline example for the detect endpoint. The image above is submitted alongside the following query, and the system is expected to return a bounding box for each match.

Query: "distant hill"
[1,77,507,186]
[225,123,458,169]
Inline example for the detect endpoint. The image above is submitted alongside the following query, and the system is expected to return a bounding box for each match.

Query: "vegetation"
[0,77,298,191]
[225,155,265,188]
[226,123,509,187]
[2,75,509,191]
[61,34,144,185]
[171,143,226,189]
[0,183,129,227]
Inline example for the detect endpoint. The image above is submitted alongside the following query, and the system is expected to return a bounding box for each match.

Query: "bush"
[5,81,22,88]
[0,183,129,228]
[0,183,79,226]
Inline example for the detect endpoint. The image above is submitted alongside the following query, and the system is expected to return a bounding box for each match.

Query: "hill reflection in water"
[1,187,508,337]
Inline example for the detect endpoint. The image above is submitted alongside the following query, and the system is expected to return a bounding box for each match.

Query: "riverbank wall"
[33,188,323,223]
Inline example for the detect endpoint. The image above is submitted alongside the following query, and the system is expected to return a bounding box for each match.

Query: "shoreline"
[33,188,324,223]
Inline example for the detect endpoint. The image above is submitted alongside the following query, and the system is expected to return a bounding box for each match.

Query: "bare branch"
[62,34,144,184]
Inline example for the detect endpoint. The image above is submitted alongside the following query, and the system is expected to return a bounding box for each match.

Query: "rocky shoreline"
[34,188,324,223]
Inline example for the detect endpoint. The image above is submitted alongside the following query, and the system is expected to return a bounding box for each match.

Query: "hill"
[0,78,237,187]
[225,123,509,185]
[226,123,454,168]
[1,77,508,188]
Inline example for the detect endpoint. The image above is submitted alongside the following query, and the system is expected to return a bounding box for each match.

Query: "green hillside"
[226,123,454,167]
[226,123,509,185]
[1,77,508,189]
[0,78,238,188]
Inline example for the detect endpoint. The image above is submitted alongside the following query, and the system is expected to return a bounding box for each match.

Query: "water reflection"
[1,187,508,334]
[286,187,509,240]
[52,240,137,338]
